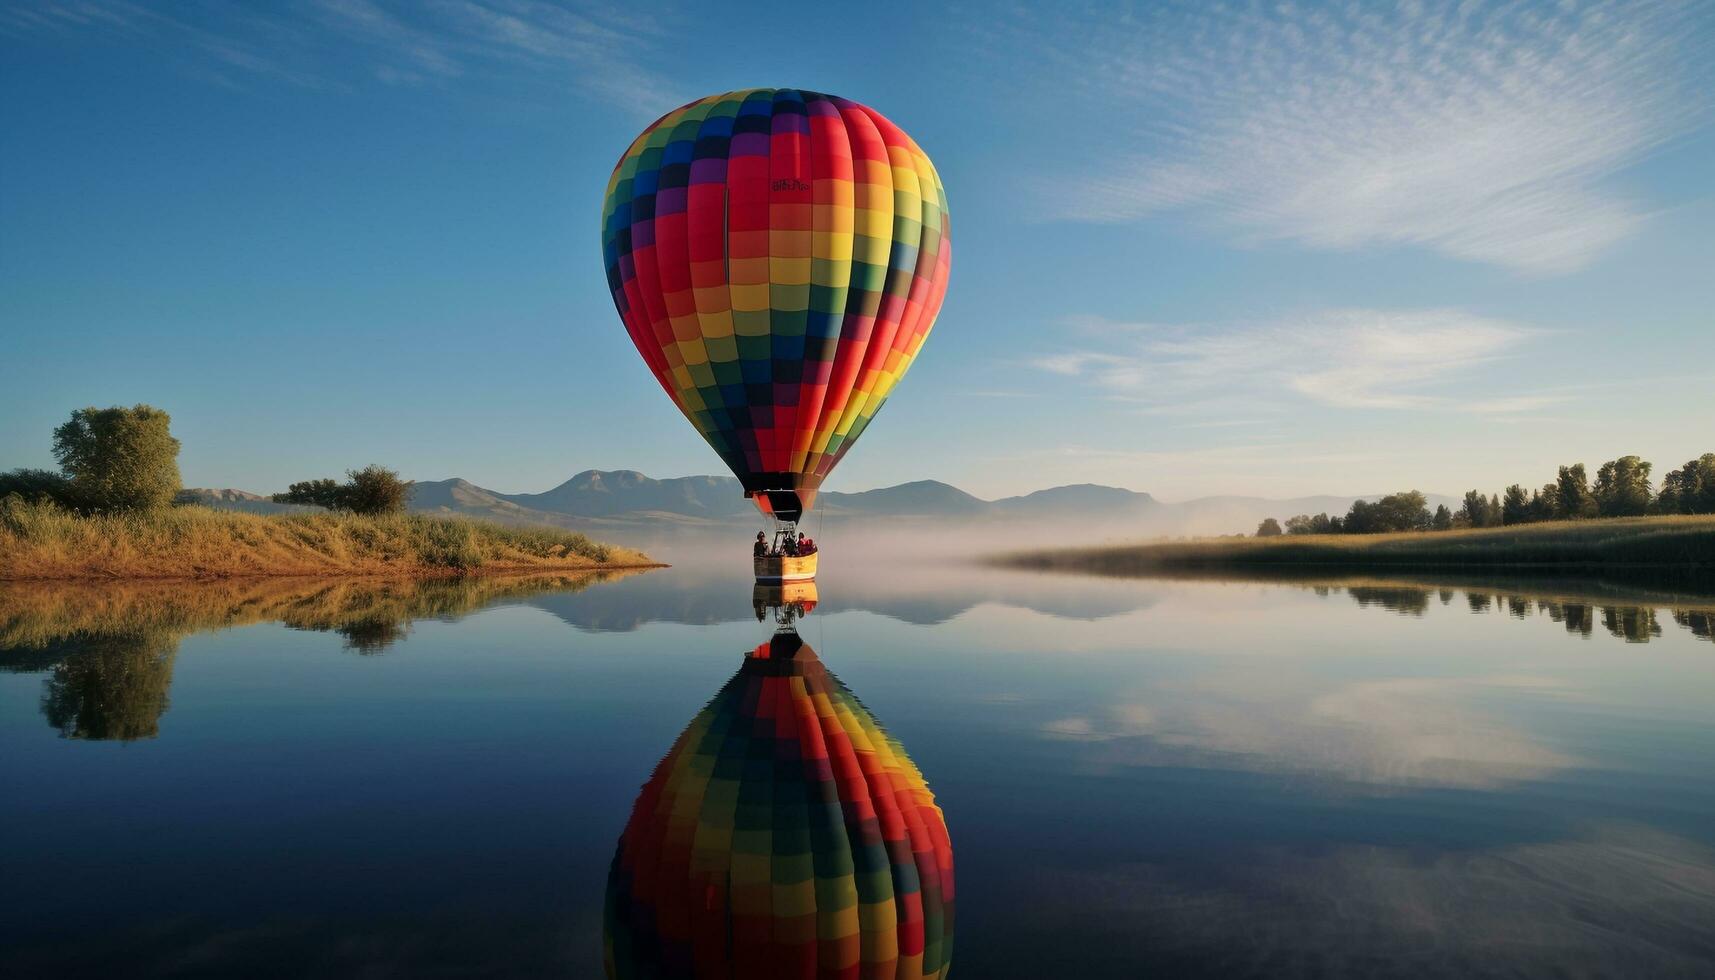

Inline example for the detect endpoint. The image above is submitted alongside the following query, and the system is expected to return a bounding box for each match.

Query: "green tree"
[1555,464,1597,519]
[1285,513,1342,534]
[272,466,411,515]
[1344,499,1377,533]
[1255,517,1282,537]
[1531,483,1560,522]
[1655,454,1715,515]
[1501,484,1531,525]
[1346,491,1429,533]
[1593,455,1652,517]
[1458,490,1495,528]
[51,405,182,511]
[273,478,346,510]
[0,468,83,509]
[343,465,410,515]
[1431,504,1453,530]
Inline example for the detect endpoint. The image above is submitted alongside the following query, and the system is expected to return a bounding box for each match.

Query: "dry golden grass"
[993,515,1715,575]
[0,498,657,580]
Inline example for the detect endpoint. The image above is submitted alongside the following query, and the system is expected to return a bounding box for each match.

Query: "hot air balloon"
[604,632,955,979]
[600,89,952,544]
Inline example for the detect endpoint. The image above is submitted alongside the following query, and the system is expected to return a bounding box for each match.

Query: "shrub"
[0,469,86,510]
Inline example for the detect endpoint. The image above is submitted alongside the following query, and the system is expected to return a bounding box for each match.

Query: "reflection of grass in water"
[0,498,657,579]
[0,571,637,655]
[0,572,639,738]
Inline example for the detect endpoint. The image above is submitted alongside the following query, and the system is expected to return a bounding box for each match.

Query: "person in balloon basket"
[797,532,816,556]
[754,531,767,559]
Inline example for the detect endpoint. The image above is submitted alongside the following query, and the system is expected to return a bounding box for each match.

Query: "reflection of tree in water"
[1602,605,1662,642]
[41,632,177,741]
[1539,601,1595,636]
[1346,587,1432,616]
[1674,609,1713,640]
[1329,581,1713,645]
[335,615,411,653]
[1,573,631,738]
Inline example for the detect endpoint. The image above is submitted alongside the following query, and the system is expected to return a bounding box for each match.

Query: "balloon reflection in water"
[754,581,820,627]
[605,632,953,979]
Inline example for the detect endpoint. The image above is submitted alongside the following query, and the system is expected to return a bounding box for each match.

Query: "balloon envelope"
[601,89,952,521]
[604,633,954,979]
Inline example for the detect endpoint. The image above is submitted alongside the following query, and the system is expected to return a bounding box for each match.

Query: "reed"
[0,498,656,580]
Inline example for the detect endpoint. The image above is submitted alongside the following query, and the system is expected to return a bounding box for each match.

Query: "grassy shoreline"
[990,515,1715,576]
[0,500,660,580]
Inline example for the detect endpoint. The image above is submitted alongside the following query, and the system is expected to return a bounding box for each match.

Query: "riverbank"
[990,515,1715,576]
[0,499,659,580]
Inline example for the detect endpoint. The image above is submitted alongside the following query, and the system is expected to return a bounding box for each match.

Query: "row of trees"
[1452,454,1715,529]
[1256,452,1715,537]
[1256,490,1446,536]
[2,405,410,516]
[272,466,409,515]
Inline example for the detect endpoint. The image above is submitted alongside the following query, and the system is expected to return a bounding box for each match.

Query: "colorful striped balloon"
[604,633,955,979]
[601,89,952,522]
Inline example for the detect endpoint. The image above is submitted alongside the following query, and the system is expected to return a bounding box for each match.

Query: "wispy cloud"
[1043,672,1580,790]
[1035,309,1556,415]
[1008,1,1705,273]
[0,0,673,111]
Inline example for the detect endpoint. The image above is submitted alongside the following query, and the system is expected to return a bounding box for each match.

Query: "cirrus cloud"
[1036,308,1558,416]
[1015,0,1707,274]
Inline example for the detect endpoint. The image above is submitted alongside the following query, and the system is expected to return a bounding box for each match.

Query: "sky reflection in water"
[2,559,1713,978]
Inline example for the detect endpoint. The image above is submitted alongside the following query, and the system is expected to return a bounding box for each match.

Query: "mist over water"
[3,561,1713,978]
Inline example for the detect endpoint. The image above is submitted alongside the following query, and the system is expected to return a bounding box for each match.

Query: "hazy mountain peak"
[181,470,1459,542]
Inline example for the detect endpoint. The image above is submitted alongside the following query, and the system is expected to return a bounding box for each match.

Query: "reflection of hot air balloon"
[605,633,954,979]
[601,89,952,528]
[753,580,820,625]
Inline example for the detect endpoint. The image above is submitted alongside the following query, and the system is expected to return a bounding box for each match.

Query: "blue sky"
[3,0,1711,500]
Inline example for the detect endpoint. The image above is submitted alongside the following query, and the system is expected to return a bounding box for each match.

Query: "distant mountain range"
[180,470,1459,545]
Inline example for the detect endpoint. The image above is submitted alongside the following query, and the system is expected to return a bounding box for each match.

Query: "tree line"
[2,404,409,516]
[270,466,409,515]
[1256,452,1715,536]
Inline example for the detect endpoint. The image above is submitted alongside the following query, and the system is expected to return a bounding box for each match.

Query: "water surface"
[3,559,1714,978]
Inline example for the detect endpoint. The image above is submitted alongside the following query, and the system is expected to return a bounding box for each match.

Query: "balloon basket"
[753,551,818,584]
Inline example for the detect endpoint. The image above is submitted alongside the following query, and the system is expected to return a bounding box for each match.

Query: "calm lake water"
[4,555,1714,978]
